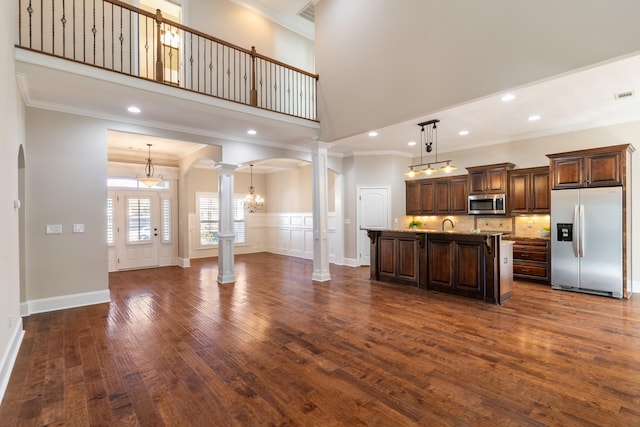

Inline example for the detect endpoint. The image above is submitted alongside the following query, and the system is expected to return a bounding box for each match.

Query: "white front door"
[357,187,390,266]
[116,192,160,270]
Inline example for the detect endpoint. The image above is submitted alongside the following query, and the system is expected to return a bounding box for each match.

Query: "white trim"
[20,302,28,317]
[177,257,191,268]
[0,318,25,404]
[26,290,111,315]
[342,258,358,267]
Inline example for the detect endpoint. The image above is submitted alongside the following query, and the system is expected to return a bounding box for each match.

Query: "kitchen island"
[366,229,513,304]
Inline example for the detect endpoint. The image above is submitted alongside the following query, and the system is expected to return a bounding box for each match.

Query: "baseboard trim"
[0,318,25,404]
[26,289,111,315]
[343,258,358,267]
[19,302,28,317]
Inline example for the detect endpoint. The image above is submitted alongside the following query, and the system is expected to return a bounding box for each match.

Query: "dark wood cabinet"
[450,177,469,213]
[371,231,424,286]
[548,145,629,189]
[467,163,514,195]
[511,239,550,283]
[508,167,550,215]
[405,175,468,215]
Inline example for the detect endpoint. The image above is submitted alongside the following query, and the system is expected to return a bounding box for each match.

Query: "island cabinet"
[405,176,468,215]
[368,230,425,287]
[508,167,550,214]
[466,163,515,195]
[366,229,511,304]
[547,144,632,189]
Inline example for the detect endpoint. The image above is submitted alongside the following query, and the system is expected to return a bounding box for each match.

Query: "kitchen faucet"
[442,218,455,231]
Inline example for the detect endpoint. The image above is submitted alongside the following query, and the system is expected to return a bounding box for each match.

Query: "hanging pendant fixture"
[244,164,264,213]
[404,119,457,177]
[137,144,163,187]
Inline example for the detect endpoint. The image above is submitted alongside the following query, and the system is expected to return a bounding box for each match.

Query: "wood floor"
[2,253,640,426]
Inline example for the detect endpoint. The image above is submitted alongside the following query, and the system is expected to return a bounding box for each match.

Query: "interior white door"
[358,187,390,266]
[116,192,160,270]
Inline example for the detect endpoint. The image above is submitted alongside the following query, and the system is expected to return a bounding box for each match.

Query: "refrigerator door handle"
[573,204,580,257]
[579,204,585,257]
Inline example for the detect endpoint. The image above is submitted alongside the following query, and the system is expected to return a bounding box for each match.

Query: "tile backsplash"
[403,214,551,237]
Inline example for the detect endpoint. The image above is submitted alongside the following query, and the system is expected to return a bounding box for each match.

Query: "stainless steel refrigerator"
[551,186,623,298]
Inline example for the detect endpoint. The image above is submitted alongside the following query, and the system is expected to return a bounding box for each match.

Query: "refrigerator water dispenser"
[556,223,573,241]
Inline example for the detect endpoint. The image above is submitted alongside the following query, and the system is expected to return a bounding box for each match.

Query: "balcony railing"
[16,0,318,121]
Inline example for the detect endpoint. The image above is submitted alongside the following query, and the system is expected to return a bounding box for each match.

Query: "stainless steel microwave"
[468,194,506,215]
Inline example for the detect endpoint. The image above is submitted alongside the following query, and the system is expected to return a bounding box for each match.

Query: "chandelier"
[244,164,264,213]
[404,119,457,177]
[137,144,163,187]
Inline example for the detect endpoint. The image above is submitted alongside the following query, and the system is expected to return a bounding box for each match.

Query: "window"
[127,198,152,243]
[197,193,246,246]
[162,197,171,243]
[107,197,114,245]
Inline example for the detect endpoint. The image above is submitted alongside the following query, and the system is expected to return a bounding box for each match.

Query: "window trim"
[196,192,247,249]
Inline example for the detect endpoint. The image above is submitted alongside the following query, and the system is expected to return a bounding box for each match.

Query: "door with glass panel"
[117,192,160,269]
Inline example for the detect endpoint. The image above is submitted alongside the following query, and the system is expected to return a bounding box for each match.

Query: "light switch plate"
[73,224,85,233]
[46,224,63,234]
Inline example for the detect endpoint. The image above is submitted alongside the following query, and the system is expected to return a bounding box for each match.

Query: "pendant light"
[244,164,264,213]
[404,119,457,177]
[137,144,163,187]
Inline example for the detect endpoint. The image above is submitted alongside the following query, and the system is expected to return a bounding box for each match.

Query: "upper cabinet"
[508,166,550,215]
[547,145,633,189]
[406,175,468,216]
[466,163,515,195]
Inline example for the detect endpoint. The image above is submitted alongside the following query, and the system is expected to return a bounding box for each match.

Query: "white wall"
[315,0,640,142]
[184,0,315,72]
[0,0,25,403]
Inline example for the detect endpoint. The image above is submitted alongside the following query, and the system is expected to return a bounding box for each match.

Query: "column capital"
[214,163,238,173]
[309,141,334,151]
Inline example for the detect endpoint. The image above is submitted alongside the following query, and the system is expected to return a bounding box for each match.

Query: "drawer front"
[511,239,549,248]
[513,250,547,262]
[513,264,548,278]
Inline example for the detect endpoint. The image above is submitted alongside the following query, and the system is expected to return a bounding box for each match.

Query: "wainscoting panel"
[262,212,337,262]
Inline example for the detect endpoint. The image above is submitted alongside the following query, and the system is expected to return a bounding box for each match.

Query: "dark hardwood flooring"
[2,253,640,426]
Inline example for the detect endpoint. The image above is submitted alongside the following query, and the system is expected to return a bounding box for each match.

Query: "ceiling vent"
[297,2,315,22]
[614,90,634,100]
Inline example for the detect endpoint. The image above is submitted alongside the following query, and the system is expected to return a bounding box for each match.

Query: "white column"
[311,142,332,282]
[215,163,237,284]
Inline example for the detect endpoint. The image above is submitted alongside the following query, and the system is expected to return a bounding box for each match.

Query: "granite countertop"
[503,234,551,241]
[363,228,506,237]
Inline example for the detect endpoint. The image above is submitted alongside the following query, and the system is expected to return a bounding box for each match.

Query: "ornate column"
[311,142,333,282]
[215,163,237,284]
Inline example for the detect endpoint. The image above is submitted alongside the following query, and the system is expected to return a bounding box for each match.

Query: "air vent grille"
[297,2,314,22]
[614,90,634,100]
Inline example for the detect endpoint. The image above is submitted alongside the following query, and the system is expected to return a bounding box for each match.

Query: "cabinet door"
[405,181,421,214]
[397,238,418,280]
[486,168,508,193]
[427,239,454,288]
[530,170,550,213]
[551,157,583,189]
[468,171,487,194]
[585,151,622,187]
[433,180,450,213]
[378,237,396,278]
[508,171,530,214]
[420,181,435,213]
[449,177,468,213]
[456,242,484,293]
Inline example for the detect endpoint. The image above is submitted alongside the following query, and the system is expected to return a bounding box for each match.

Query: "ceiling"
[15,1,640,171]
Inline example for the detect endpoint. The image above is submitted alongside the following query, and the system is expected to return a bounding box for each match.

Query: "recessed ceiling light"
[458,130,469,136]
[501,94,516,102]
[368,131,378,137]
[247,129,257,135]
[528,115,541,121]
[408,141,417,146]
[127,106,141,113]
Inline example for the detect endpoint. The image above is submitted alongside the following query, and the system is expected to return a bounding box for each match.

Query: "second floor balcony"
[16,0,319,123]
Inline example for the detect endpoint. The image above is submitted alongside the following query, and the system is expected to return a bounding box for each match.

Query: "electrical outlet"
[527,220,533,228]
